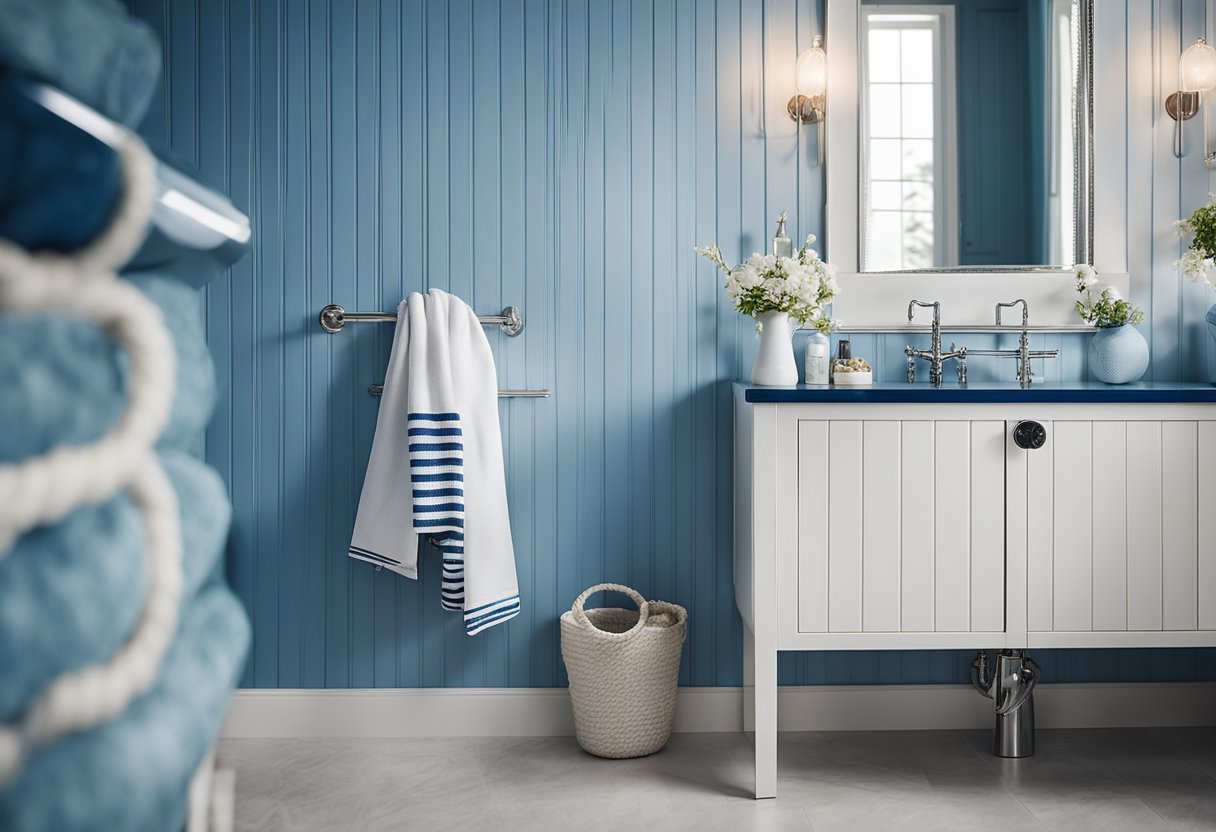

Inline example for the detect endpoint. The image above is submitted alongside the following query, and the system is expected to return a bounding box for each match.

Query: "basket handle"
[571,583,650,639]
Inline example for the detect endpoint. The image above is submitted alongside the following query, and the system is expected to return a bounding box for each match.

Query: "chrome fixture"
[366,383,549,399]
[904,300,965,387]
[1167,37,1216,160]
[319,303,524,336]
[971,650,1040,758]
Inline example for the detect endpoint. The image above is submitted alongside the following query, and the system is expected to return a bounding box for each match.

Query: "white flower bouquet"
[694,234,838,333]
[1074,264,1143,328]
[1175,195,1216,287]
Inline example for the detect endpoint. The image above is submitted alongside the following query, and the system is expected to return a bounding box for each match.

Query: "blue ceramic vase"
[1088,324,1149,384]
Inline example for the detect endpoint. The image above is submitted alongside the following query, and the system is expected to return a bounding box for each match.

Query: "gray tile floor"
[220,728,1216,831]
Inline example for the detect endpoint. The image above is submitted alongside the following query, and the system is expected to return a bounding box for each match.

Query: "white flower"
[1100,285,1122,302]
[1075,264,1098,287]
[1176,247,1216,287]
[1175,219,1195,238]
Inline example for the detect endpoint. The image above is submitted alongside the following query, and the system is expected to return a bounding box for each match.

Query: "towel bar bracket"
[319,303,524,337]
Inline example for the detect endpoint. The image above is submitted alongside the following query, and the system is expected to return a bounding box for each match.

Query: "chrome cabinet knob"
[1013,420,1047,450]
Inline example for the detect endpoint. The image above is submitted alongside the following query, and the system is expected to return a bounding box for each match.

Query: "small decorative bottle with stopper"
[772,211,793,258]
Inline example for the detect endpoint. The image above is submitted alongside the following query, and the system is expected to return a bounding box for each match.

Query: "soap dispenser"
[772,211,793,258]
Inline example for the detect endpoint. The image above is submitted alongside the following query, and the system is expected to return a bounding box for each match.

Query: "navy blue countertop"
[735,380,1216,404]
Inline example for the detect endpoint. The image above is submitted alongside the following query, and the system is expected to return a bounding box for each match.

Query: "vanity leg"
[744,619,777,799]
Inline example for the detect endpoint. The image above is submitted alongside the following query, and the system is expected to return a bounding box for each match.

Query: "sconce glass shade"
[1180,37,1216,92]
[795,36,828,97]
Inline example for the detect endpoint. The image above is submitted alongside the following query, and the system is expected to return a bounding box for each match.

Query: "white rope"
[0,132,183,787]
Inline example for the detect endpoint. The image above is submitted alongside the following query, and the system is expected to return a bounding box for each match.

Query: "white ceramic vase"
[751,310,798,386]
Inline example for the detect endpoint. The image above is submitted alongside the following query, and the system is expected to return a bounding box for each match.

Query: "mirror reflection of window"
[861,7,957,271]
[858,0,1079,273]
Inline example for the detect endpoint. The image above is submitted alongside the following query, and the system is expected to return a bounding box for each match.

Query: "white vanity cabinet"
[733,386,1216,799]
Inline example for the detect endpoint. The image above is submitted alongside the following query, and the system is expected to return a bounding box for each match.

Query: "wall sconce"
[1166,36,1216,159]
[788,36,827,125]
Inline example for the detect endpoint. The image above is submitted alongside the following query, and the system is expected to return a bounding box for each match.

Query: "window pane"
[903,181,934,212]
[902,212,935,269]
[901,29,934,82]
[868,84,902,138]
[902,84,934,138]
[902,139,934,181]
[870,181,902,210]
[868,30,901,82]
[867,211,903,271]
[870,139,902,179]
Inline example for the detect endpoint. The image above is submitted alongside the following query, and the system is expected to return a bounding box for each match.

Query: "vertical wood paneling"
[862,422,901,632]
[797,421,830,633]
[1127,420,1165,631]
[934,422,970,631]
[1161,421,1199,630]
[1053,421,1094,632]
[1200,421,1216,630]
[131,0,1216,689]
[900,421,935,632]
[969,421,1004,633]
[1092,421,1128,631]
[1026,423,1054,632]
[828,421,864,633]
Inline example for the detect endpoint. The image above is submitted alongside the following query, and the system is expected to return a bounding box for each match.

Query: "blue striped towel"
[348,289,520,635]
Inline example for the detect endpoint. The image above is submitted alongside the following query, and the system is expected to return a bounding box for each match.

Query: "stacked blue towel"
[0,270,249,830]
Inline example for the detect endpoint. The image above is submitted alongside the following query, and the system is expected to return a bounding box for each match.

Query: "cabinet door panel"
[1027,419,1213,640]
[797,419,1004,636]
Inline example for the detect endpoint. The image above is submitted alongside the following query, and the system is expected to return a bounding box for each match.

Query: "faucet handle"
[995,299,1029,327]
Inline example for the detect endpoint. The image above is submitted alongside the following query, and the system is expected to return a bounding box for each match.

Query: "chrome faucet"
[993,299,1058,388]
[996,299,1032,388]
[905,300,965,387]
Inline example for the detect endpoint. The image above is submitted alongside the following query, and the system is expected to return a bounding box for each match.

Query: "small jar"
[804,331,830,385]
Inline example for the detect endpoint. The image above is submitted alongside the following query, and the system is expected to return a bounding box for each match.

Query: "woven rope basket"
[560,583,687,759]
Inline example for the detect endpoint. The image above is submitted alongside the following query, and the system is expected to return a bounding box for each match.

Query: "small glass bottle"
[772,211,793,258]
[805,330,830,385]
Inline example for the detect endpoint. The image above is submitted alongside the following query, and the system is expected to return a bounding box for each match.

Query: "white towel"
[348,289,520,635]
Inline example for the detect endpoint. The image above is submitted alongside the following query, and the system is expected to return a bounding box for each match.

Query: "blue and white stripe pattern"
[464,594,521,635]
[408,412,466,611]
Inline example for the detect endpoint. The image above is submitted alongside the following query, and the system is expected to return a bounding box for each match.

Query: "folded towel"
[349,289,520,635]
[0,0,161,127]
[0,583,251,832]
[0,271,216,462]
[0,450,231,721]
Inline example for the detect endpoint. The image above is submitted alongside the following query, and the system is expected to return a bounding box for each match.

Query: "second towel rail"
[366,383,549,399]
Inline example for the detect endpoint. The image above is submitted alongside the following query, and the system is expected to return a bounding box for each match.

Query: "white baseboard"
[221,683,1216,739]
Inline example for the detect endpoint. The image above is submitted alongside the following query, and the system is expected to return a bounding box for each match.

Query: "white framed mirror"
[826,0,1130,328]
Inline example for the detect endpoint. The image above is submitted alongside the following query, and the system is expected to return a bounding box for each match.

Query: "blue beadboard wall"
[129,0,1216,689]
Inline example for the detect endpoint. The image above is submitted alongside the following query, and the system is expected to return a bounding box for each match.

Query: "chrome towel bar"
[366,383,550,399]
[319,303,523,336]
